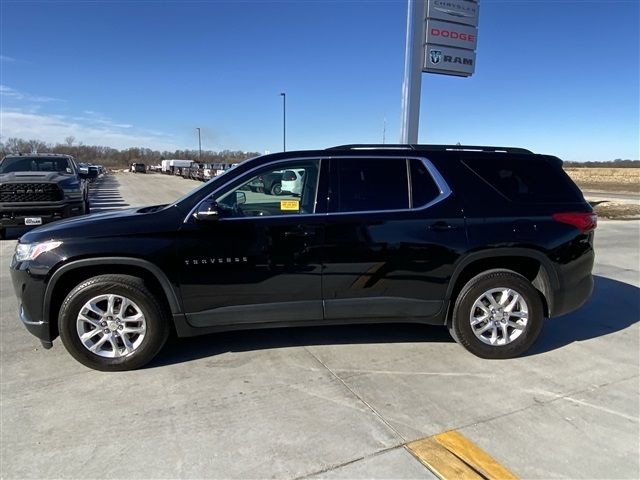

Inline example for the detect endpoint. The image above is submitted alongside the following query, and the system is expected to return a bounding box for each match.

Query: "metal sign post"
[400,0,427,144]
[400,0,480,144]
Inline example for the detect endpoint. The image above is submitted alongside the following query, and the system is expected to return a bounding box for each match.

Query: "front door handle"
[428,221,458,232]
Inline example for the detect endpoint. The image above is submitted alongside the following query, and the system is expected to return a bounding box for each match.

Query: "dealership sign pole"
[400,0,479,143]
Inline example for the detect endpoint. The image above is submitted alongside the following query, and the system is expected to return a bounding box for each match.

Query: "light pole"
[280,92,286,152]
[196,127,202,162]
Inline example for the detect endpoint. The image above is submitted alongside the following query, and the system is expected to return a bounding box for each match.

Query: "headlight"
[62,184,83,199]
[15,241,62,262]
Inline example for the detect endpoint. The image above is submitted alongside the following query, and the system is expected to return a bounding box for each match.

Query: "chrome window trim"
[184,155,451,223]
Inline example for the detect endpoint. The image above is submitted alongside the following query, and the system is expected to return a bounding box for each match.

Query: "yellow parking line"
[406,430,518,480]
[406,437,483,480]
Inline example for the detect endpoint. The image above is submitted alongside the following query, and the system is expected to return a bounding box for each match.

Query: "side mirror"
[193,202,220,222]
[236,191,246,205]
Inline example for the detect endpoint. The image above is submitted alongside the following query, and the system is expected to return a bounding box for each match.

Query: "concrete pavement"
[0,172,638,479]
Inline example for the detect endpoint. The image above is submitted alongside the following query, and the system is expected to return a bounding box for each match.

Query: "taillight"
[552,212,597,233]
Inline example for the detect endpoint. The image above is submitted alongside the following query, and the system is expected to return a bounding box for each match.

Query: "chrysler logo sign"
[426,0,479,27]
[434,0,477,19]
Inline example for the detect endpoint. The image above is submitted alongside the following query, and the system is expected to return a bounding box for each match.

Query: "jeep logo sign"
[424,46,476,76]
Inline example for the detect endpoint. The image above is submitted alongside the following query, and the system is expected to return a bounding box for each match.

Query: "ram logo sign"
[424,46,476,76]
[429,49,443,64]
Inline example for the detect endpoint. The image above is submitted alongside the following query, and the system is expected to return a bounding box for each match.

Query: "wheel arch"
[446,248,558,322]
[44,257,182,338]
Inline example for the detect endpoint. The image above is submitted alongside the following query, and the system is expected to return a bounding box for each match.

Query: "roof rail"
[326,144,533,154]
[326,144,416,151]
[415,145,533,154]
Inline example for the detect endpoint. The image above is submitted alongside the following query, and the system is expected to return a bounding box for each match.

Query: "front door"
[177,158,325,328]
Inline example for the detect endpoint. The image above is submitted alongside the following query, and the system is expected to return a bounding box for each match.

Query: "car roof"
[2,153,74,159]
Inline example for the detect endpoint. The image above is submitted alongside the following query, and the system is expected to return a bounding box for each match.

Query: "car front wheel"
[450,269,544,359]
[58,274,170,371]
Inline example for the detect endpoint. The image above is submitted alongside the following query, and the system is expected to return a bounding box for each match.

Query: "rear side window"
[410,159,441,207]
[282,170,297,181]
[335,158,408,212]
[462,157,583,203]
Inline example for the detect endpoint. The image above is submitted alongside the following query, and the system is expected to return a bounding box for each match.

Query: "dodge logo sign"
[429,49,443,65]
[426,19,478,50]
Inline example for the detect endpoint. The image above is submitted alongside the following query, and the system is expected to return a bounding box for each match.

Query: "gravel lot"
[1,172,638,479]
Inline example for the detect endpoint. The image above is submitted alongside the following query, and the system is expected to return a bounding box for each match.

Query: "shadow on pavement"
[151,275,638,368]
[89,175,130,213]
[528,275,639,355]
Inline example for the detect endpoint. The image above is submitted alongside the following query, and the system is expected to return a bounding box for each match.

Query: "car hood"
[0,171,75,183]
[19,204,179,243]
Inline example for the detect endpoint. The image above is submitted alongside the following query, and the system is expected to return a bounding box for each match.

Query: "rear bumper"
[0,201,84,228]
[551,248,595,317]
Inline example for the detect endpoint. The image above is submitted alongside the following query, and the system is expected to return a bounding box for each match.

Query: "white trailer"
[162,159,194,174]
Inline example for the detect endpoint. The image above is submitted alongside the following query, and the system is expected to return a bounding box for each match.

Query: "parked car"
[131,163,146,173]
[281,168,305,195]
[9,144,596,370]
[248,170,282,195]
[1,153,92,238]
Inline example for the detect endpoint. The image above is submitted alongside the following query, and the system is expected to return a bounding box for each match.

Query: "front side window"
[334,158,409,212]
[207,160,320,218]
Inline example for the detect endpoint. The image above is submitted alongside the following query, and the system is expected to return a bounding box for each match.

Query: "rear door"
[321,156,467,323]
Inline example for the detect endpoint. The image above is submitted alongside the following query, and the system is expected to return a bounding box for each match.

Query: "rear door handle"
[428,221,458,232]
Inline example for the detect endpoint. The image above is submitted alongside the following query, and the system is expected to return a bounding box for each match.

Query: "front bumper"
[10,260,53,342]
[1,200,84,228]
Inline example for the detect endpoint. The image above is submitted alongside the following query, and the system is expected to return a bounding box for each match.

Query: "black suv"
[1,154,93,239]
[10,145,596,371]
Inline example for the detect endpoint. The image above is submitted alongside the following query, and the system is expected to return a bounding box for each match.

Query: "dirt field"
[565,167,640,193]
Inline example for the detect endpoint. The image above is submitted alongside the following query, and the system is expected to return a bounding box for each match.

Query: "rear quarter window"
[410,159,441,207]
[462,156,584,203]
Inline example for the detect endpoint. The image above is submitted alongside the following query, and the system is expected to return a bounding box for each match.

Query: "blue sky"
[1,0,638,161]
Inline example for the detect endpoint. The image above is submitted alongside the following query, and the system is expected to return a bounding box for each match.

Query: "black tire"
[58,274,170,371]
[450,269,544,359]
[270,182,282,196]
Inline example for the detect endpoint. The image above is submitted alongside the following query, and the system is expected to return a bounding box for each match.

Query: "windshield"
[0,157,74,174]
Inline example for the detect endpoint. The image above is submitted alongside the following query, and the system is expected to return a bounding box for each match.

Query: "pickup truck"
[0,153,93,238]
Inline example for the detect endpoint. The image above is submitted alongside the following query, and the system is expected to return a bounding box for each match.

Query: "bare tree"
[27,139,49,154]
[65,136,76,147]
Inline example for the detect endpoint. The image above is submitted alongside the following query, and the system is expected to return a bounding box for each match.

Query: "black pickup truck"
[0,154,93,238]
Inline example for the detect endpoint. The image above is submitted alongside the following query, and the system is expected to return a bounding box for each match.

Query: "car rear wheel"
[450,269,544,359]
[58,274,170,371]
[270,182,282,196]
